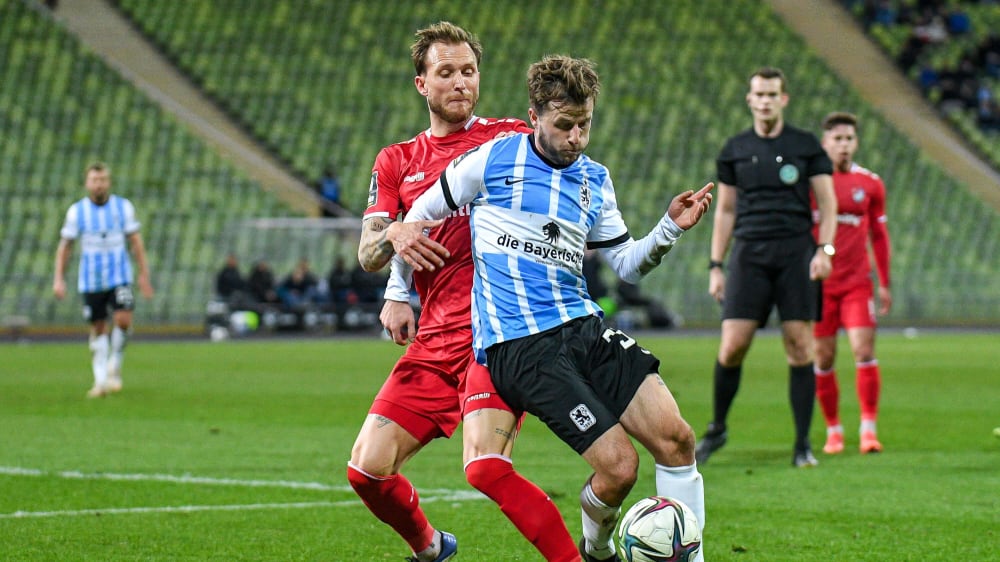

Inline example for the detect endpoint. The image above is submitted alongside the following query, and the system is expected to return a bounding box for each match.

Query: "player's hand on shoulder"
[387,220,449,272]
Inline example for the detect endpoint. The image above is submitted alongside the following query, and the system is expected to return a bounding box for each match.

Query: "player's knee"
[464,456,510,492]
[346,462,391,494]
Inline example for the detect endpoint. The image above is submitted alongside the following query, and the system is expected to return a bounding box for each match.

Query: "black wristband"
[709,260,724,270]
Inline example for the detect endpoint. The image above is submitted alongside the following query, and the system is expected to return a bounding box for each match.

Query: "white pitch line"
[0,500,348,519]
[0,466,478,497]
[0,466,488,519]
[1,491,486,520]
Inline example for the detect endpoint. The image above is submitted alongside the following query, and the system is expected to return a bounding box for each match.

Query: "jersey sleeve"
[716,138,738,185]
[59,202,80,240]
[868,177,891,288]
[804,133,834,177]
[405,142,490,222]
[587,175,630,248]
[122,198,141,234]
[364,146,404,219]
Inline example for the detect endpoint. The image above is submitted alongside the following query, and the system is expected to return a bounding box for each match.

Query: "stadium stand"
[0,1,350,330]
[2,0,997,330]
[845,0,1000,172]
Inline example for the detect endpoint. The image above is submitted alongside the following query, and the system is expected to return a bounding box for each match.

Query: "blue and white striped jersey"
[406,132,638,363]
[59,195,141,293]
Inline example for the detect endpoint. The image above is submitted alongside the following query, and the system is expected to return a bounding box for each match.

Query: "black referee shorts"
[722,235,819,324]
[486,315,660,455]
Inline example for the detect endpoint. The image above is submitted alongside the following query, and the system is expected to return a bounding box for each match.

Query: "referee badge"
[570,403,597,431]
[779,163,800,185]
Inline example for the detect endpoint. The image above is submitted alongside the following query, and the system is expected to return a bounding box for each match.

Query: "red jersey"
[364,116,530,336]
[813,163,891,291]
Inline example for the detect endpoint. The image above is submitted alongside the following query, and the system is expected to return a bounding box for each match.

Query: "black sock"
[712,361,742,429]
[789,363,816,450]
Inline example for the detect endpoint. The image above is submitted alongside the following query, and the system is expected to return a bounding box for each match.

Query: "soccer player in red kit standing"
[347,22,579,562]
[813,112,891,455]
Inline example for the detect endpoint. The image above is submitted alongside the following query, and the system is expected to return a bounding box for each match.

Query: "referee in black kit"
[695,67,837,468]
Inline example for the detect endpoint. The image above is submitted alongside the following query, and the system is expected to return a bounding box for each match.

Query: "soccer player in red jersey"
[347,22,579,562]
[812,112,892,455]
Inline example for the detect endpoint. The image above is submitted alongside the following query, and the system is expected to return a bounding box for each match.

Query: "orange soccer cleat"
[859,431,883,454]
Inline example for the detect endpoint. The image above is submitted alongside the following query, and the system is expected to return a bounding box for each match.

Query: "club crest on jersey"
[367,172,379,208]
[542,221,561,244]
[579,179,591,210]
[570,404,597,431]
[852,187,866,203]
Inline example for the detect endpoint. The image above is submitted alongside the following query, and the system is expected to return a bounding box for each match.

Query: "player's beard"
[535,130,581,167]
[428,92,478,124]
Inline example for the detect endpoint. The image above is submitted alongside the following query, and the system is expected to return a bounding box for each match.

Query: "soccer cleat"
[105,361,122,393]
[406,531,457,562]
[695,422,728,465]
[578,537,620,562]
[86,385,106,399]
[823,431,845,454]
[859,431,883,454]
[793,447,819,468]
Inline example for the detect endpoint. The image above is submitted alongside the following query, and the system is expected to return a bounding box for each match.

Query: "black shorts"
[722,235,818,324]
[486,315,660,455]
[82,285,135,323]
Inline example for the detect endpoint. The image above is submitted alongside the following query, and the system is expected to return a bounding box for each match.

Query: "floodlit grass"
[0,331,997,560]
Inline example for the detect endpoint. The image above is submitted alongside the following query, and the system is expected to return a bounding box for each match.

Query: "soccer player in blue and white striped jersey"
[390,55,712,562]
[53,162,153,398]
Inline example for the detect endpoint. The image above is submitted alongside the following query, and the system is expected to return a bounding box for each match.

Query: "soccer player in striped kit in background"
[53,162,154,398]
[813,112,892,455]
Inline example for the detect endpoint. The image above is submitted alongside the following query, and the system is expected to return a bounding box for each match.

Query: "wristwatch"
[818,243,836,257]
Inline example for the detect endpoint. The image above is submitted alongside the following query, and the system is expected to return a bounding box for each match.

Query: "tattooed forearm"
[374,415,394,428]
[358,217,396,272]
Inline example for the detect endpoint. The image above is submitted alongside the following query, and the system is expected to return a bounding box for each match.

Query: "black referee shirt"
[716,124,832,240]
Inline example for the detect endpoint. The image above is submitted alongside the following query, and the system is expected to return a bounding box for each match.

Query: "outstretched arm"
[601,183,713,282]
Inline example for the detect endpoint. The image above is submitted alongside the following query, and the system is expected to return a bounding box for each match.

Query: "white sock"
[655,463,705,562]
[89,334,109,386]
[413,530,440,562]
[828,424,844,435]
[654,463,705,531]
[109,326,129,376]
[860,420,877,434]
[580,481,620,559]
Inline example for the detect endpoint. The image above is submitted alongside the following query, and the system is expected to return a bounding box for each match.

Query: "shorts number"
[115,286,135,308]
[601,328,635,350]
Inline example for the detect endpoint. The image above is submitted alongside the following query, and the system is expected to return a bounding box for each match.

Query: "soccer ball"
[615,496,702,562]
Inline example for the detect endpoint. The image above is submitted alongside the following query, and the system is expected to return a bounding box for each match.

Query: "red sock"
[856,361,881,422]
[814,367,840,428]
[347,464,434,553]
[466,456,579,562]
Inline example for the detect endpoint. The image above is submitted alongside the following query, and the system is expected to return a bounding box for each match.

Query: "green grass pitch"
[1,331,997,560]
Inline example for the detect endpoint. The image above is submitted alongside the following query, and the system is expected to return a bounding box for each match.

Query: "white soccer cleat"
[86,385,106,399]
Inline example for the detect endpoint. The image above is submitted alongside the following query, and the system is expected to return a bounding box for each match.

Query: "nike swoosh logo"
[504,177,525,185]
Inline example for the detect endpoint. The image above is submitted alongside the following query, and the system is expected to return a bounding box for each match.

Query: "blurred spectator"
[317,165,343,217]
[616,280,680,330]
[277,258,320,309]
[215,252,247,302]
[327,256,355,304]
[349,263,387,304]
[248,259,280,306]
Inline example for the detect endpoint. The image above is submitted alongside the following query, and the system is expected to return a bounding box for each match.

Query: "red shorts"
[814,282,876,338]
[370,329,514,445]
